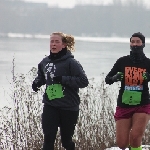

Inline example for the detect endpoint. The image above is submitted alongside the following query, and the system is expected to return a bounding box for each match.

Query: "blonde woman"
[32,32,89,150]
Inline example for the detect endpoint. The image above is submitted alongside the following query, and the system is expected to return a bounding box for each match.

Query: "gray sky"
[23,0,150,8]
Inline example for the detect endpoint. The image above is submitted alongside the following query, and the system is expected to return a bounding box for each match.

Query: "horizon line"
[1,32,150,43]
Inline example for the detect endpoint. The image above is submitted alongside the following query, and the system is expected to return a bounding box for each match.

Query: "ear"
[62,43,66,48]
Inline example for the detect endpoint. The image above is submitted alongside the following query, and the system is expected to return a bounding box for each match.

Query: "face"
[50,34,65,53]
[130,37,143,46]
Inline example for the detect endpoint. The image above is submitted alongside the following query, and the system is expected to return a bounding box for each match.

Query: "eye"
[50,40,54,43]
[131,40,135,44]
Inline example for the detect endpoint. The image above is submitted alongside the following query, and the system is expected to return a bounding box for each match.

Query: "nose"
[132,42,137,46]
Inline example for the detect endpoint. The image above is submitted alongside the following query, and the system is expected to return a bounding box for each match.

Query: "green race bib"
[122,90,142,105]
[46,84,64,100]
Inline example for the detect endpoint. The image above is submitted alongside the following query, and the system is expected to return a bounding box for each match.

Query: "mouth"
[51,48,56,51]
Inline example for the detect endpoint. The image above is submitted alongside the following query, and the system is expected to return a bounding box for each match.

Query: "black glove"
[112,72,124,82]
[142,72,150,81]
[53,76,62,83]
[32,81,41,92]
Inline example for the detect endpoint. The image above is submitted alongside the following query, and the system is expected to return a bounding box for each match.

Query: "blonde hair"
[50,32,75,51]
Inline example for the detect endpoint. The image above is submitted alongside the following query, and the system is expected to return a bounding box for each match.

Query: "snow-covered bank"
[105,145,150,150]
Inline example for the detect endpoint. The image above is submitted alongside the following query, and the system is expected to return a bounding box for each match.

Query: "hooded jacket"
[34,50,89,110]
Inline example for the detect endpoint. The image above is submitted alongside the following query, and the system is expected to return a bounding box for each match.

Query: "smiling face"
[50,34,66,53]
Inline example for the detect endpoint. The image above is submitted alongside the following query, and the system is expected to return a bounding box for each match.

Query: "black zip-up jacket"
[105,55,150,107]
[34,50,89,110]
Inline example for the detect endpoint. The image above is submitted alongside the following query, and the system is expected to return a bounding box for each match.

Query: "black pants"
[42,105,79,150]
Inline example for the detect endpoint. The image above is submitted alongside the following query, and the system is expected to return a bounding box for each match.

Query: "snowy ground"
[105,145,150,150]
[105,148,128,150]
[106,148,149,150]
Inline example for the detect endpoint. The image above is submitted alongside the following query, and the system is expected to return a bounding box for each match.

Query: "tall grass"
[0,60,150,150]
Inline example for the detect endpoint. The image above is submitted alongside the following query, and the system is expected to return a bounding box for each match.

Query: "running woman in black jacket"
[105,32,150,150]
[32,32,89,150]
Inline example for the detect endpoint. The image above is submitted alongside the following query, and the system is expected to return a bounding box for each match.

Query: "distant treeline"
[0,0,150,37]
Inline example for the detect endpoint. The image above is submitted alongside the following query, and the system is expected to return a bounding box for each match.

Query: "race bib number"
[122,90,142,105]
[46,84,64,100]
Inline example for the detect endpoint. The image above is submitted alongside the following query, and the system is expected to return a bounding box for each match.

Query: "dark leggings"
[42,105,79,150]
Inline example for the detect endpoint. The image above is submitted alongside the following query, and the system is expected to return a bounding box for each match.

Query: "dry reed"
[0,60,150,150]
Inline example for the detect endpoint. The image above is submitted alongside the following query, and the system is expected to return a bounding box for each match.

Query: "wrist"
[111,75,117,82]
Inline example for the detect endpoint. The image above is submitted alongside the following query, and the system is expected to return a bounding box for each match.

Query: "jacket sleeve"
[62,59,89,88]
[34,63,46,87]
[105,58,121,85]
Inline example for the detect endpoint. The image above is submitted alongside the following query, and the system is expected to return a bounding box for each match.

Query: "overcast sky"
[23,0,150,8]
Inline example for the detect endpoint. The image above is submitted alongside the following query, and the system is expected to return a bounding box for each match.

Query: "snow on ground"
[105,145,150,150]
[106,148,148,150]
[106,147,129,150]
